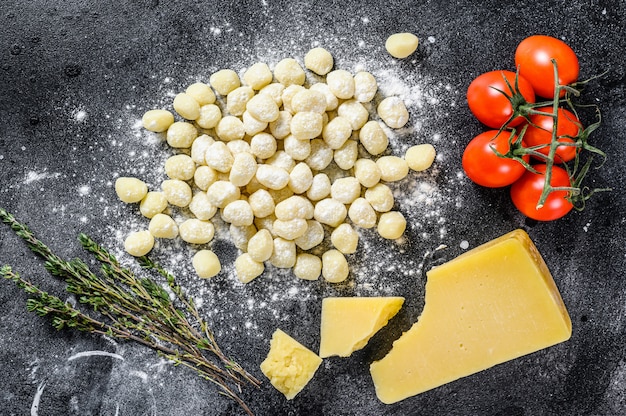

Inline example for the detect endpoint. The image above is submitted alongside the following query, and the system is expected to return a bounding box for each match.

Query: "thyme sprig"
[0,207,260,415]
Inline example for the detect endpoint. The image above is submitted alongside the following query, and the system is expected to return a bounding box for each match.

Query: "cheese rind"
[260,329,322,400]
[319,297,405,358]
[370,229,572,404]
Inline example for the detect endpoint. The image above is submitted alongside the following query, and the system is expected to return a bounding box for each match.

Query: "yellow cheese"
[319,297,404,358]
[260,329,322,400]
[370,229,572,404]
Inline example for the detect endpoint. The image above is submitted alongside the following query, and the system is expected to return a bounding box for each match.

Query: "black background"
[0,1,624,415]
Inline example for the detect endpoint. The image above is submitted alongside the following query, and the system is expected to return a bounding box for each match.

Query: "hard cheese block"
[370,229,572,404]
[319,297,405,358]
[260,329,322,400]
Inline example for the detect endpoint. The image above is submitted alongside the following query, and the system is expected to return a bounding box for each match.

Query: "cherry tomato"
[467,70,536,129]
[524,106,581,162]
[510,164,574,221]
[463,130,530,188]
[515,35,579,99]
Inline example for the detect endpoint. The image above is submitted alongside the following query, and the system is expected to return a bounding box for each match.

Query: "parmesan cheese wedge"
[260,329,322,400]
[319,297,405,358]
[370,229,572,404]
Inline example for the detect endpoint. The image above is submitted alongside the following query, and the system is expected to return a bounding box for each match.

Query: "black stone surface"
[1,1,625,415]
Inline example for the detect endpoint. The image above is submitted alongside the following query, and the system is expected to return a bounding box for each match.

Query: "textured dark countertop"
[1,1,625,415]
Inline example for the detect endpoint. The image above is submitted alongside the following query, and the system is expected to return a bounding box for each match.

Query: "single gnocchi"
[273,58,306,86]
[222,199,255,227]
[326,69,355,99]
[161,179,192,207]
[243,62,273,90]
[193,250,221,278]
[405,143,437,171]
[376,156,409,182]
[313,198,347,228]
[353,71,377,103]
[269,237,297,269]
[185,82,216,105]
[179,219,215,244]
[359,121,389,155]
[322,249,349,283]
[385,32,419,59]
[166,121,197,148]
[209,69,240,95]
[164,154,196,181]
[348,197,377,229]
[124,230,154,257]
[235,253,265,283]
[377,96,409,129]
[139,192,168,219]
[293,253,322,281]
[331,223,358,254]
[142,109,174,133]
[115,177,148,203]
[304,47,334,76]
[377,211,407,240]
[173,92,200,120]
[149,213,179,239]
[247,229,274,262]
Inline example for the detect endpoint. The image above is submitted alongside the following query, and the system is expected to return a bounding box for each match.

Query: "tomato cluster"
[464,35,583,221]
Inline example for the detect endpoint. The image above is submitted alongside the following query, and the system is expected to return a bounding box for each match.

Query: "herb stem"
[0,207,259,415]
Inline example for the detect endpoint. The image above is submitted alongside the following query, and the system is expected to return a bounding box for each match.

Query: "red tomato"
[524,106,581,162]
[467,70,536,129]
[510,164,574,221]
[463,130,530,188]
[515,35,579,99]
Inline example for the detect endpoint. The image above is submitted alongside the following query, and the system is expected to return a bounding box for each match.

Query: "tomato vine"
[464,35,610,221]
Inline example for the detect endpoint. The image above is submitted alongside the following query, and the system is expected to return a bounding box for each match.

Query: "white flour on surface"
[10,26,464,343]
[24,170,62,184]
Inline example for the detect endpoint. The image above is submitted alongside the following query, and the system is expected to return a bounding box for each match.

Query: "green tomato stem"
[535,59,564,210]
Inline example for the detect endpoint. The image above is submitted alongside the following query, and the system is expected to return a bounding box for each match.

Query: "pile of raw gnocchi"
[115,46,436,284]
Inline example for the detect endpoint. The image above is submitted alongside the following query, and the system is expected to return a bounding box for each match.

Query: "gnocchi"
[179,219,215,244]
[273,58,306,86]
[149,213,179,239]
[243,62,273,90]
[247,229,274,262]
[405,143,437,171]
[115,177,148,203]
[124,230,154,257]
[173,92,200,120]
[209,69,240,95]
[135,46,437,285]
[142,109,174,132]
[377,211,407,240]
[139,191,168,219]
[193,250,221,278]
[185,82,215,105]
[166,121,197,148]
[304,47,333,75]
[293,253,322,281]
[235,253,264,283]
[322,249,349,283]
[385,32,419,59]
[377,96,409,129]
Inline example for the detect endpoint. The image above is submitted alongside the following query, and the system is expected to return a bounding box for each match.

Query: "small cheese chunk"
[370,229,572,404]
[319,297,404,358]
[260,329,322,400]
